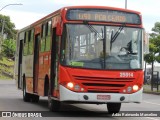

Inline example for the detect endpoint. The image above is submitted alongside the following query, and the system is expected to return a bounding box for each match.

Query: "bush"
[1,39,16,59]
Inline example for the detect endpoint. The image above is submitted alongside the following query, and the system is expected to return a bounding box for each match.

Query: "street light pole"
[0,3,23,11]
[125,0,127,9]
[0,3,22,52]
[1,19,5,40]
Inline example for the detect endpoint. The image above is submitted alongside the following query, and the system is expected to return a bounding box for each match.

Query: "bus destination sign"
[66,9,141,24]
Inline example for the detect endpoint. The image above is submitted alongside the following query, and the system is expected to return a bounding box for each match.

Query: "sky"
[0,0,160,33]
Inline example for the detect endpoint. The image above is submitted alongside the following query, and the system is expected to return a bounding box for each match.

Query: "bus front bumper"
[59,85,143,103]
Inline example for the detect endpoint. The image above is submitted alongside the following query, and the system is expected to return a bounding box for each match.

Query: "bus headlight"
[133,85,139,91]
[65,82,86,92]
[67,82,74,89]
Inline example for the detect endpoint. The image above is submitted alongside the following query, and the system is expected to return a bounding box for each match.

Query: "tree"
[150,22,160,37]
[0,14,17,57]
[0,14,17,39]
[144,23,160,63]
[144,22,160,88]
[149,22,160,62]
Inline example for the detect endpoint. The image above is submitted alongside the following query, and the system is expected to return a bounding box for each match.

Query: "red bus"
[15,6,144,113]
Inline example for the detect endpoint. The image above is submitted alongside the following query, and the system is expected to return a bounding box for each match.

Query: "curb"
[143,91,160,95]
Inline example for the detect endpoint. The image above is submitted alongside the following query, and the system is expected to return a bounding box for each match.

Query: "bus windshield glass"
[61,24,142,70]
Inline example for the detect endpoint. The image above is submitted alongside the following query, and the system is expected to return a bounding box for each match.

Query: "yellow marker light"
[81,88,84,91]
[67,82,74,89]
[133,85,139,91]
[123,89,126,93]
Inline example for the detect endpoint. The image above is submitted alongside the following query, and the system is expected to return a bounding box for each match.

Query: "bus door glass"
[50,28,59,96]
[33,34,40,93]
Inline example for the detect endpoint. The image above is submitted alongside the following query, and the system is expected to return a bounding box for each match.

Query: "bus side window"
[45,20,51,51]
[41,24,46,52]
[40,20,52,52]
[28,29,34,55]
[23,32,28,55]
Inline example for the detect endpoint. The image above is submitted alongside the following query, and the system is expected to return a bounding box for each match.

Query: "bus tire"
[48,99,61,112]
[107,103,121,114]
[31,94,39,103]
[48,90,60,112]
[23,77,32,102]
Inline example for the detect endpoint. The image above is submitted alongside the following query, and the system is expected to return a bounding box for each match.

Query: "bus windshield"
[61,24,142,70]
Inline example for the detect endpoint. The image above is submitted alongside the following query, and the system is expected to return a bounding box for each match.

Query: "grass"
[0,56,14,79]
[143,85,160,94]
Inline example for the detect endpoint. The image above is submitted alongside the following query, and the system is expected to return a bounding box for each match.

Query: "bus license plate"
[97,95,111,100]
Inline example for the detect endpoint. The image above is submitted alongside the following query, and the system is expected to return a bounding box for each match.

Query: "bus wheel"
[31,94,39,103]
[48,95,60,112]
[107,103,121,114]
[23,79,32,102]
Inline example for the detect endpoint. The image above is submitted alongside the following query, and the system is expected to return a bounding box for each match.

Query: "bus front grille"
[74,76,134,93]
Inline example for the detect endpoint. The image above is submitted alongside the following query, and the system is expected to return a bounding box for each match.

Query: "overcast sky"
[1,0,160,32]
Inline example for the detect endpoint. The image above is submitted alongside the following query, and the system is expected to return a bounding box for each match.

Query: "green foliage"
[144,53,155,64]
[151,22,160,35]
[0,56,14,79]
[149,43,158,53]
[2,39,16,59]
[144,22,160,64]
[156,55,160,63]
[0,14,17,39]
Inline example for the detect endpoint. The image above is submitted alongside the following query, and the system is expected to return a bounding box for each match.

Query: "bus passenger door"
[18,40,23,89]
[50,28,59,96]
[33,34,40,93]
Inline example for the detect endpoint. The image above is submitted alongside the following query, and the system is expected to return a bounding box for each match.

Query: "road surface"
[0,80,160,120]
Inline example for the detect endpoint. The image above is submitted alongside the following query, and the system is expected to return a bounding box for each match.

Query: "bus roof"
[18,6,141,32]
[64,6,141,14]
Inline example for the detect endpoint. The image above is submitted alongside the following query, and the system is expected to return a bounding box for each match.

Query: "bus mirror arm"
[56,22,63,36]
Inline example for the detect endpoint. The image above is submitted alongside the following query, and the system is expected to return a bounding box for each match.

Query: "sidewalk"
[143,85,160,95]
[0,79,15,84]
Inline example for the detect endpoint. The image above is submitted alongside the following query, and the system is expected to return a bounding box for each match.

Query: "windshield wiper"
[83,21,103,40]
[110,23,126,50]
[83,21,107,69]
[111,23,126,43]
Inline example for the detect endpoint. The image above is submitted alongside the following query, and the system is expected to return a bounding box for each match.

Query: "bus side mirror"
[56,22,62,36]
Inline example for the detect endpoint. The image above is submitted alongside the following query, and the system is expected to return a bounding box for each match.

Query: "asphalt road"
[0,80,160,120]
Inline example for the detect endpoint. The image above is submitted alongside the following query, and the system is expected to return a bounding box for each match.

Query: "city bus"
[14,6,144,113]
